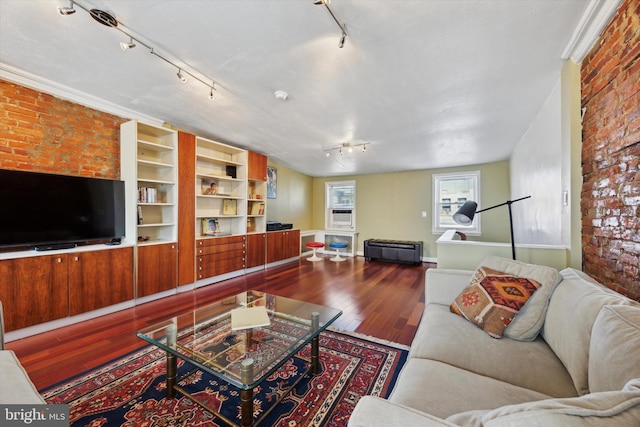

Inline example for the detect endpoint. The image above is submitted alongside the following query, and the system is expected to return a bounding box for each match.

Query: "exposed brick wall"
[0,79,126,179]
[581,0,640,301]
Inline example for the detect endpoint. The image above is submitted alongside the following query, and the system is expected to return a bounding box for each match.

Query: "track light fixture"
[120,38,136,50]
[325,142,370,158]
[176,69,187,83]
[313,0,348,49]
[57,0,76,15]
[55,0,220,101]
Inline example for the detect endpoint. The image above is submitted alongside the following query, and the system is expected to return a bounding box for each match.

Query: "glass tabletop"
[137,290,342,389]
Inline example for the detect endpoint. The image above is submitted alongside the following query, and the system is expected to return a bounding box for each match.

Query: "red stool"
[305,242,325,262]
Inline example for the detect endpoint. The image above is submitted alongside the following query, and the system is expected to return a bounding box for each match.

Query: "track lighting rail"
[57,0,217,99]
[314,0,348,48]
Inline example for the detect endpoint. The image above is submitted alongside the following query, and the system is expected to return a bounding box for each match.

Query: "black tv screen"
[0,169,125,249]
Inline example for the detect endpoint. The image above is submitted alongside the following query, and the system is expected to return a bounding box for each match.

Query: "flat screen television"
[0,169,126,250]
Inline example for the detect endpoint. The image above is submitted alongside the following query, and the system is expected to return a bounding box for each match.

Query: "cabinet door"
[137,243,177,298]
[266,231,284,263]
[0,255,69,331]
[68,247,134,315]
[285,230,301,259]
[247,151,267,181]
[246,233,266,268]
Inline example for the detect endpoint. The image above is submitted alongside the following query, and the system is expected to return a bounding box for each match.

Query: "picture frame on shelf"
[202,179,218,195]
[222,199,237,215]
[202,218,219,236]
[250,202,265,215]
[267,166,277,199]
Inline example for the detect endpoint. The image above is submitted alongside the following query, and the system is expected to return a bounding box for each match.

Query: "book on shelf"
[222,199,237,215]
[138,187,157,203]
[230,305,271,331]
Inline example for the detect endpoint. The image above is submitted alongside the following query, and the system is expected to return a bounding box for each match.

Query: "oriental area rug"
[40,330,408,427]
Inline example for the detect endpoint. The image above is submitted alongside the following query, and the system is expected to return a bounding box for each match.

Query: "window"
[433,171,480,234]
[325,180,356,230]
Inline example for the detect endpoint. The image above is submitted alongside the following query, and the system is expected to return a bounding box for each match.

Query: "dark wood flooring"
[6,256,432,391]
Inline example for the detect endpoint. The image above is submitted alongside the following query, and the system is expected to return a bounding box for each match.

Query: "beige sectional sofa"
[0,301,45,404]
[348,257,640,426]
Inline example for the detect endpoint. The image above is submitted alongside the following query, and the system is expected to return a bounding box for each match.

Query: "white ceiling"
[0,1,615,177]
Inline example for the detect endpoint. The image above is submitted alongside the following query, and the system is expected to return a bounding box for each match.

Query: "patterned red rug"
[41,330,408,426]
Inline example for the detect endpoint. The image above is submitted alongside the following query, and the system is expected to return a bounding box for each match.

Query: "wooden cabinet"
[266,229,300,264]
[196,236,246,279]
[69,247,134,315]
[0,255,69,331]
[137,243,177,298]
[246,233,266,268]
[0,246,135,332]
[247,151,267,181]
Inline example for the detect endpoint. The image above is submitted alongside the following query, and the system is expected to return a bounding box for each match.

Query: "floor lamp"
[452,196,531,260]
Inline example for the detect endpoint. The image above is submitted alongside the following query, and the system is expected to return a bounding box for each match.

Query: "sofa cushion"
[390,358,551,419]
[410,304,578,398]
[474,256,561,341]
[447,378,640,427]
[589,305,640,392]
[543,268,636,395]
[348,396,459,427]
[450,266,541,338]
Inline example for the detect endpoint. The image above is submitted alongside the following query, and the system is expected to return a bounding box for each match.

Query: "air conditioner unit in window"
[330,208,353,228]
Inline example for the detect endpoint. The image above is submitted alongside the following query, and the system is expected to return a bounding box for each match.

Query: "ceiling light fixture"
[313,0,348,49]
[57,0,76,15]
[325,142,370,158]
[55,0,220,101]
[120,38,136,50]
[274,90,288,101]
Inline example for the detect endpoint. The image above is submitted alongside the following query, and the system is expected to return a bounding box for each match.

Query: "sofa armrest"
[425,269,473,305]
[348,396,459,427]
[0,350,46,404]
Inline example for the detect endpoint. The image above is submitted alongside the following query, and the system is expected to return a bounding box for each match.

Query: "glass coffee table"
[137,290,342,427]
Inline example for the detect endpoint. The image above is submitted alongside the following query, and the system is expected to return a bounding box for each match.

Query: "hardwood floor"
[6,256,433,391]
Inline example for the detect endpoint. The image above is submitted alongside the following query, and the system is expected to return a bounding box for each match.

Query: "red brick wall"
[0,79,125,179]
[581,0,640,301]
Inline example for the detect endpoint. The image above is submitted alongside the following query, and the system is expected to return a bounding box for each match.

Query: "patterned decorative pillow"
[450,266,542,338]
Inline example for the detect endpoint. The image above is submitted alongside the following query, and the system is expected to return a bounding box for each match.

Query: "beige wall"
[265,161,314,230]
[310,161,511,258]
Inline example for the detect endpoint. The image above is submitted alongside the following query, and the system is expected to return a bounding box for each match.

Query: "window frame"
[432,171,481,235]
[325,180,356,230]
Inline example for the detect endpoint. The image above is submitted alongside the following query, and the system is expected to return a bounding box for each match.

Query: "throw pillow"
[479,256,561,341]
[450,266,541,338]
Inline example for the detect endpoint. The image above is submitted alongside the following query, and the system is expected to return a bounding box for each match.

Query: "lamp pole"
[476,196,531,260]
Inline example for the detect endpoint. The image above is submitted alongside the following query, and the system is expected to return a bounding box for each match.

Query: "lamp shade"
[453,201,478,225]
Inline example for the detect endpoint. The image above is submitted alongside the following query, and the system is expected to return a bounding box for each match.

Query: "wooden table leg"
[240,388,254,427]
[311,335,319,375]
[166,352,176,398]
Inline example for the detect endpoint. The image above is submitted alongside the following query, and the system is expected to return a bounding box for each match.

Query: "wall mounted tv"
[0,169,125,251]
